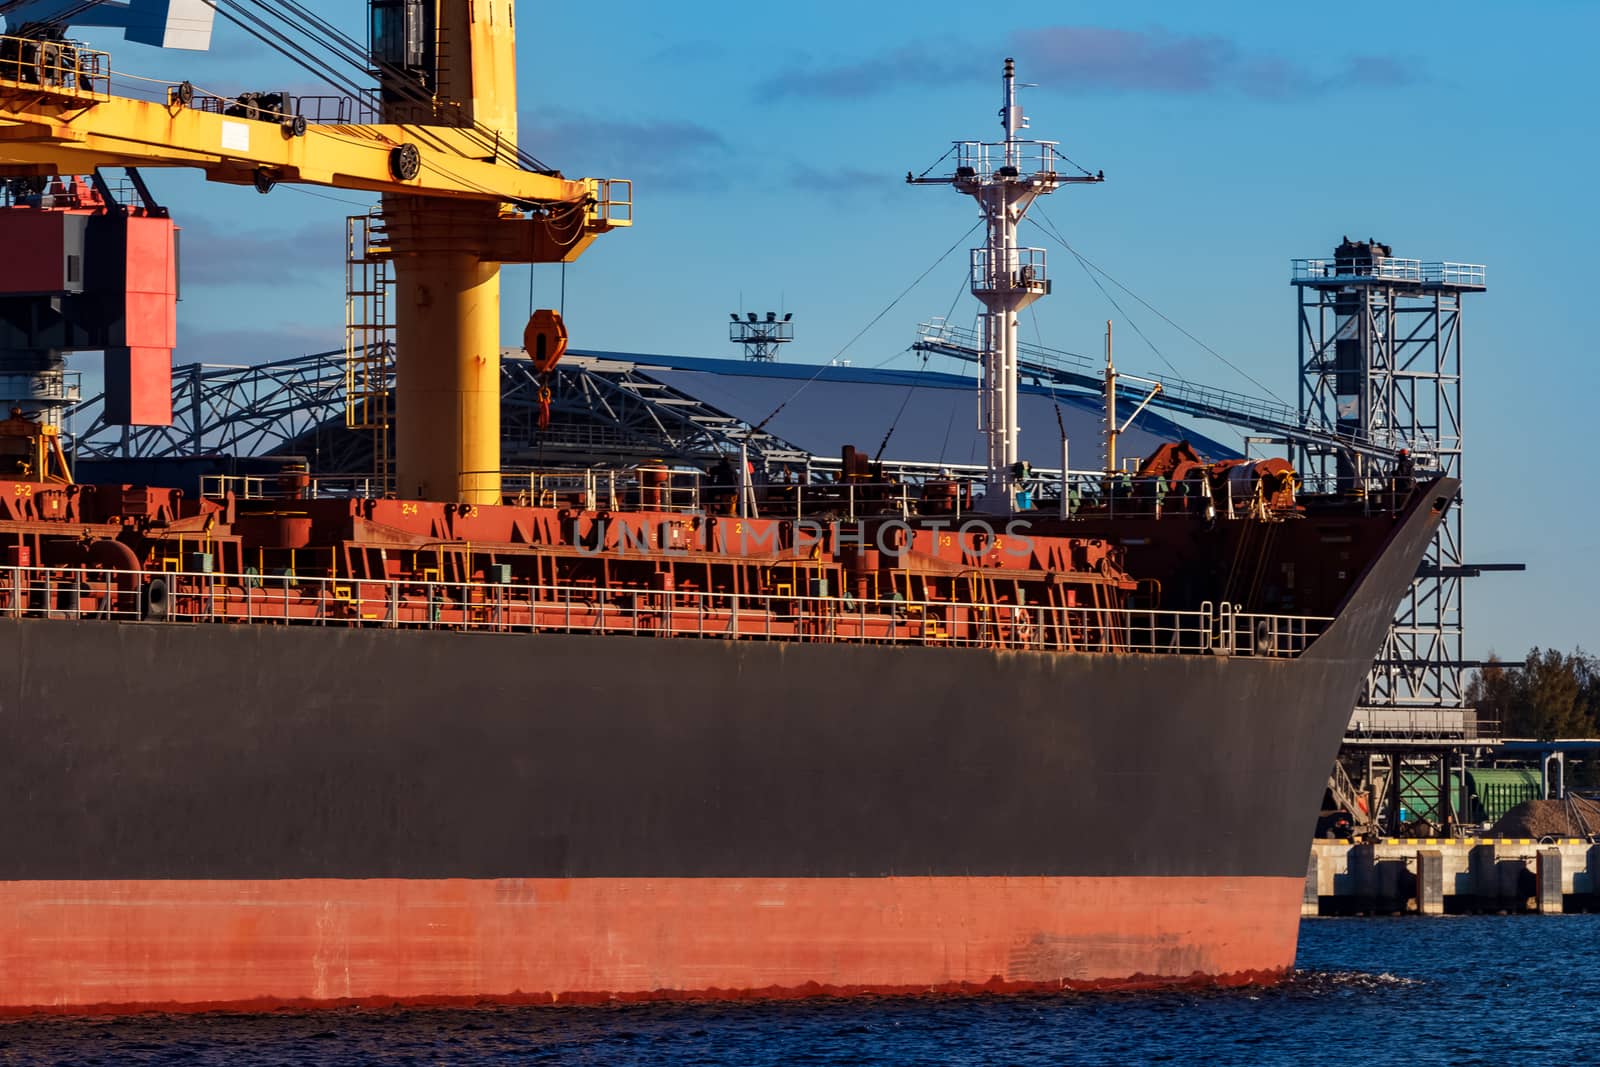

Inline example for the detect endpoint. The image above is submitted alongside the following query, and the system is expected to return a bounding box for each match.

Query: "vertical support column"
[376,2,520,505]
[1303,849,1321,917]
[1468,842,1497,910]
[1416,849,1444,915]
[1059,437,1070,519]
[1350,842,1377,910]
[389,239,502,503]
[1537,849,1564,914]
[1437,751,1452,832]
[1388,751,1404,834]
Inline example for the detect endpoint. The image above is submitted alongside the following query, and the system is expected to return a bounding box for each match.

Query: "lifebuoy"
[1253,617,1275,655]
[141,577,169,621]
[1013,607,1034,648]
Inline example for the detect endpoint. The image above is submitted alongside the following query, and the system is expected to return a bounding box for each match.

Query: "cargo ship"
[0,6,1457,1014]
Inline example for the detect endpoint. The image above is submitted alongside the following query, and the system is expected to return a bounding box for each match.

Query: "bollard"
[1416,850,1444,916]
[1537,849,1564,914]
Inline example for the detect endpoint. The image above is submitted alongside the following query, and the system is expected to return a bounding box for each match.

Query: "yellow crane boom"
[0,2,630,503]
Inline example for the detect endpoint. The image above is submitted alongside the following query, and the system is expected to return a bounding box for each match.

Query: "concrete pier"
[1307,838,1599,915]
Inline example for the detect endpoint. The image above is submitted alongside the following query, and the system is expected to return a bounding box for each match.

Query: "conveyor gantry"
[912,320,1408,462]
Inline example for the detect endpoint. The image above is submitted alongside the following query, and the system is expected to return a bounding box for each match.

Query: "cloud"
[757,43,966,101]
[521,112,729,191]
[785,163,903,199]
[179,218,344,289]
[1016,27,1419,98]
[645,39,729,66]
[1017,27,1240,94]
[756,27,1420,102]
[1333,55,1414,90]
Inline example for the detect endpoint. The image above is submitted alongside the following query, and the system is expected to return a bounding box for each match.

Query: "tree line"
[1466,648,1598,739]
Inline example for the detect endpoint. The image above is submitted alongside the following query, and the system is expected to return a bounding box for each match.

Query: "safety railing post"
[5,558,1330,662]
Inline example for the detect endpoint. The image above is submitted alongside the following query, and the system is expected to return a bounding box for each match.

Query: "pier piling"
[1537,849,1563,914]
[1416,850,1444,915]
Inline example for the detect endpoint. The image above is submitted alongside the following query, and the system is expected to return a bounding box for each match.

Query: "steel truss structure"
[1293,249,1486,740]
[68,352,366,469]
[66,348,808,476]
[501,352,807,468]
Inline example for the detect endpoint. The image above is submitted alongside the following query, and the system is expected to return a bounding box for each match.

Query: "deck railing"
[0,34,110,101]
[1,564,1331,659]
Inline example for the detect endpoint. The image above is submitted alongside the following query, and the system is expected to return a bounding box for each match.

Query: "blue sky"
[41,0,1600,658]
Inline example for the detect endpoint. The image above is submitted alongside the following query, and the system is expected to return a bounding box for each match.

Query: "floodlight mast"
[908,58,1101,512]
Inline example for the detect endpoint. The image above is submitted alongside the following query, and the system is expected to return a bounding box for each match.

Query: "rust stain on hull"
[0,876,1303,1015]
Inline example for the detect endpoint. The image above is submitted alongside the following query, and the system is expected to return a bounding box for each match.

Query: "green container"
[1465,768,1542,824]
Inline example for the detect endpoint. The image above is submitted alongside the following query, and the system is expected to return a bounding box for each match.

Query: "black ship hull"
[0,481,1455,1011]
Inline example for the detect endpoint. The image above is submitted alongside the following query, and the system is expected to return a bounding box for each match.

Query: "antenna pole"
[1104,320,1116,474]
[908,59,1102,512]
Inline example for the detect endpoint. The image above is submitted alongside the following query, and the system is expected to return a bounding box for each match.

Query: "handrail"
[0,563,1331,659]
[1291,258,1486,288]
[0,34,111,102]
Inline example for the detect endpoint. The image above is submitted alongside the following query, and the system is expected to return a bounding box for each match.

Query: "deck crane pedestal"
[0,0,629,504]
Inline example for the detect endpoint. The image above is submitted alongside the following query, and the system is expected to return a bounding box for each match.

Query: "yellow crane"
[0,1,629,504]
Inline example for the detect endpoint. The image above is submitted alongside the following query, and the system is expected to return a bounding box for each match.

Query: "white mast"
[910,59,1101,512]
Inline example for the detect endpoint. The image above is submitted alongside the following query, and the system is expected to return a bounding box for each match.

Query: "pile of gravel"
[1490,797,1600,839]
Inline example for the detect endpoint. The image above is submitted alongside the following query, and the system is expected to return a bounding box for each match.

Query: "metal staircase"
[344,210,393,485]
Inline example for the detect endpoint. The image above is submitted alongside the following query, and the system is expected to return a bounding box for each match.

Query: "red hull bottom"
[0,877,1302,1014]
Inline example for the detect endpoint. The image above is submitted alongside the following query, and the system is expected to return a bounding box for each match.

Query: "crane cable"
[197,3,596,222]
[209,0,368,100]
[14,1,582,209]
[1031,205,1290,406]
[751,219,983,435]
[219,0,555,175]
[0,0,104,30]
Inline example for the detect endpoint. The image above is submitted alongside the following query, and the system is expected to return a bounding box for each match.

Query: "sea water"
[1,915,1594,1065]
